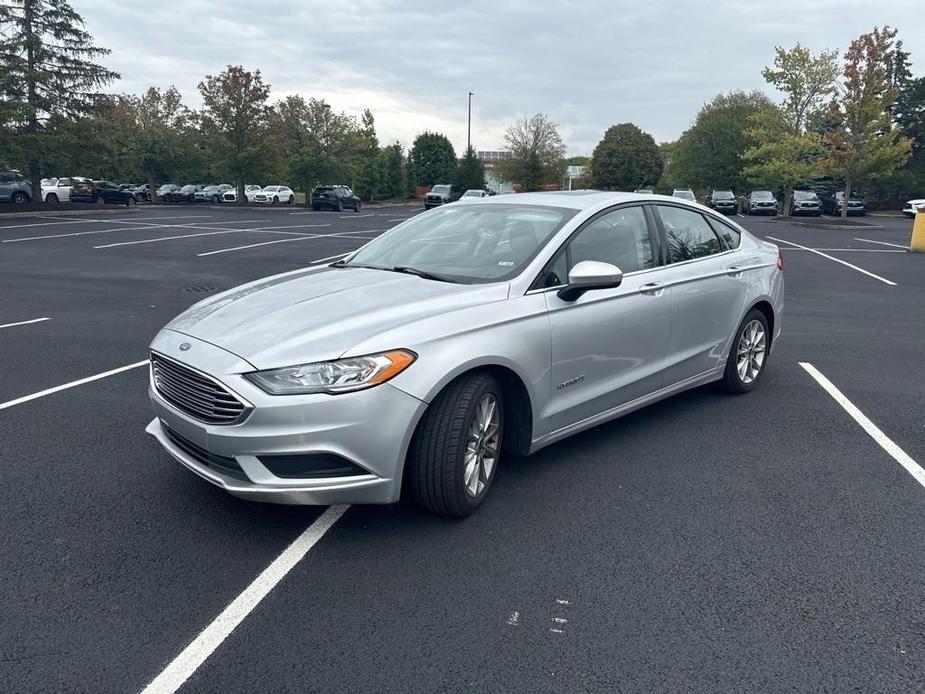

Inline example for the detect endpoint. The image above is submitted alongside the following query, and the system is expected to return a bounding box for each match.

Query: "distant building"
[564,165,588,190]
[477,150,514,194]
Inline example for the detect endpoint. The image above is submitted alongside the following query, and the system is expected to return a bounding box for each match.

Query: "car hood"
[164,266,509,369]
[905,199,925,206]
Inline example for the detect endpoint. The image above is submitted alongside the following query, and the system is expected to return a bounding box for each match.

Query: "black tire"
[212,195,219,204]
[312,205,320,211]
[126,196,136,207]
[95,195,105,205]
[46,193,59,204]
[12,192,28,204]
[272,196,279,205]
[354,200,361,212]
[287,195,293,204]
[721,309,770,394]
[336,199,343,212]
[408,372,504,517]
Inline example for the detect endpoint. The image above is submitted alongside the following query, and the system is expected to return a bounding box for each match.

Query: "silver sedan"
[146,192,784,516]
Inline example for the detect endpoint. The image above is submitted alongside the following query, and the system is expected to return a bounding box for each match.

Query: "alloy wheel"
[736,319,766,385]
[463,394,500,498]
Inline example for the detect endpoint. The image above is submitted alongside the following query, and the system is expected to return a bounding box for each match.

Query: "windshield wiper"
[389,266,456,283]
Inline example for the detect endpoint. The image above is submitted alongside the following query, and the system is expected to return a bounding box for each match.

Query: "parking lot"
[2,204,924,693]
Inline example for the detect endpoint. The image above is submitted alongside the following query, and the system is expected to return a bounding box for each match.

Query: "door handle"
[726,265,743,275]
[639,282,664,295]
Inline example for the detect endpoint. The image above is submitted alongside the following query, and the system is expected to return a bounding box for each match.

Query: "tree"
[453,146,486,192]
[744,44,839,215]
[590,123,662,191]
[0,0,119,198]
[497,113,566,191]
[382,142,407,199]
[410,132,456,187]
[822,27,912,216]
[198,65,271,204]
[668,91,773,193]
[353,109,387,201]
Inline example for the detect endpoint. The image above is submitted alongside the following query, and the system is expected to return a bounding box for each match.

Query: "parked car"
[145,191,783,516]
[69,179,137,205]
[130,184,151,202]
[424,184,460,208]
[0,169,32,203]
[902,198,925,218]
[672,188,696,202]
[254,185,295,205]
[460,189,490,200]
[195,184,233,204]
[634,188,653,194]
[222,185,262,203]
[742,190,778,215]
[170,184,204,203]
[789,190,822,216]
[156,184,181,202]
[41,176,78,203]
[706,189,737,214]
[822,191,866,216]
[311,185,361,211]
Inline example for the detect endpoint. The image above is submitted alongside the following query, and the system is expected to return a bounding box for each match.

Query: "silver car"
[146,192,783,516]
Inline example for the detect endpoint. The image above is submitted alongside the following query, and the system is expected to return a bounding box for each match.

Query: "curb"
[0,207,143,219]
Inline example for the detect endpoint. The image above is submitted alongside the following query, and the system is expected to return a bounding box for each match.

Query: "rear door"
[651,204,749,386]
[541,204,672,433]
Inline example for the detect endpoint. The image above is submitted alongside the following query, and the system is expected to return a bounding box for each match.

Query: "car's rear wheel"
[95,195,105,205]
[408,372,503,517]
[12,192,28,204]
[126,196,136,207]
[722,309,769,394]
[354,200,361,212]
[211,195,219,203]
[336,199,343,212]
[287,195,293,204]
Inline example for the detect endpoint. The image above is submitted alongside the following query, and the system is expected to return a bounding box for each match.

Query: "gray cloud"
[79,0,924,154]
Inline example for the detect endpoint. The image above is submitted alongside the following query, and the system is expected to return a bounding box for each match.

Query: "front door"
[541,205,672,434]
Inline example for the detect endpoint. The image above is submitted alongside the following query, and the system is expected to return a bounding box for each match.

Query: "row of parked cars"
[664,188,868,216]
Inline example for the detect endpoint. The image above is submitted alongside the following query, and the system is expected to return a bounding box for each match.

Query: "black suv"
[742,190,778,215]
[424,184,460,209]
[311,185,361,212]
[822,191,866,216]
[69,180,136,205]
[789,190,822,216]
[706,189,737,214]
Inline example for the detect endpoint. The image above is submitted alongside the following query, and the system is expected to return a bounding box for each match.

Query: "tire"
[336,199,343,212]
[272,196,279,205]
[721,309,770,394]
[95,195,105,205]
[126,197,136,207]
[408,372,504,517]
[212,195,219,204]
[46,193,59,204]
[12,192,28,204]
[312,205,320,211]
[287,195,293,204]
[354,201,361,212]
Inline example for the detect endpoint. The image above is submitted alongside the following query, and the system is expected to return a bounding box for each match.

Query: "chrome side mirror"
[557,260,624,301]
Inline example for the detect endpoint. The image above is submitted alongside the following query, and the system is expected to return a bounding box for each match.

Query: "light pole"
[467,91,474,154]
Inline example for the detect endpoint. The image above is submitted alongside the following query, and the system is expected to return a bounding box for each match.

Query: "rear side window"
[657,206,724,262]
[707,216,742,250]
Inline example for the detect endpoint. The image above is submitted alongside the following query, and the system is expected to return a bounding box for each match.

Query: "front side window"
[658,206,723,262]
[343,204,576,284]
[569,206,654,274]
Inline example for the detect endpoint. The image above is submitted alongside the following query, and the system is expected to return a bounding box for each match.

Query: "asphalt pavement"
[1,203,923,693]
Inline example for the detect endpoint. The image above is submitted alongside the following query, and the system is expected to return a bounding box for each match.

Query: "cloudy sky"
[76,0,923,155]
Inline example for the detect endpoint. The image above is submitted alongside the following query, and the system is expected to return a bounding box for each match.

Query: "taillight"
[777,253,784,271]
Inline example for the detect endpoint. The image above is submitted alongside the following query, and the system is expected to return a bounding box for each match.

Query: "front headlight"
[245,350,416,395]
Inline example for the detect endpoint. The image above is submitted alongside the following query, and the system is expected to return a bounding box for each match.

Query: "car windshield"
[341,204,577,284]
[713,191,734,199]
[41,178,57,186]
[180,185,195,192]
[431,185,451,195]
[673,190,695,200]
[794,191,817,200]
[751,191,774,200]
[263,186,278,192]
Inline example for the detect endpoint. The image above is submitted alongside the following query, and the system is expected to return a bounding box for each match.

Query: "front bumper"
[146,332,427,505]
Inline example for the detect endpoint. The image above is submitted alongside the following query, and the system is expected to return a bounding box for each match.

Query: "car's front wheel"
[722,309,769,394]
[126,196,136,207]
[354,200,361,212]
[408,372,504,516]
[46,193,59,204]
[12,192,28,204]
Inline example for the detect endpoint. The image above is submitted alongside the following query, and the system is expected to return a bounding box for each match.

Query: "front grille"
[151,352,248,425]
[161,424,249,481]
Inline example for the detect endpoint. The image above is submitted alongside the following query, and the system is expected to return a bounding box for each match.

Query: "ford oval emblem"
[179,342,191,351]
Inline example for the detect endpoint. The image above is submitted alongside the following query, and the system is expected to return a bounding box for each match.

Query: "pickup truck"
[424,184,461,209]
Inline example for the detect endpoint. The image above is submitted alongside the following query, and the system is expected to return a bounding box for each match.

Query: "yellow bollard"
[911,206,925,252]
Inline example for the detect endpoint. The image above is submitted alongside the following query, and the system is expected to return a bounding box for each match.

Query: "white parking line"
[0,360,147,411]
[779,248,905,253]
[340,213,375,219]
[854,237,910,250]
[44,215,213,224]
[0,316,50,330]
[2,224,166,243]
[388,218,407,223]
[94,229,262,248]
[197,237,315,256]
[140,505,349,694]
[196,229,381,256]
[766,236,897,286]
[800,363,925,491]
[0,218,103,231]
[311,251,352,264]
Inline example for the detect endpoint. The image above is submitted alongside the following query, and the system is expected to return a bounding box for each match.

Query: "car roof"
[471,190,703,211]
